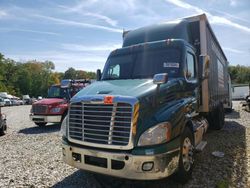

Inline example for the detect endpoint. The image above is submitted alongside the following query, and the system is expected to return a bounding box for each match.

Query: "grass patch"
[216,180,229,188]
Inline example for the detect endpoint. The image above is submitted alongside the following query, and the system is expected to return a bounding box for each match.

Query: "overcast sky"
[0,0,249,72]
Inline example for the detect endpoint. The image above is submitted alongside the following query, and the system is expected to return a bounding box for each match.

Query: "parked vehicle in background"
[23,95,32,105]
[0,93,24,106]
[31,98,38,104]
[232,84,250,100]
[0,107,7,135]
[0,92,8,99]
[4,99,11,106]
[30,79,91,127]
[10,98,20,106]
[0,97,5,107]
[62,14,230,183]
[38,96,43,100]
[242,84,250,112]
[245,95,250,112]
[18,99,24,105]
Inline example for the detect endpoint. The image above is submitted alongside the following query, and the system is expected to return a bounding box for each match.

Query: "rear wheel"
[208,103,225,130]
[35,122,47,127]
[175,127,194,183]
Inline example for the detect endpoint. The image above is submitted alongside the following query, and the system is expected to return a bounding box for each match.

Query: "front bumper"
[30,114,62,123]
[62,140,180,180]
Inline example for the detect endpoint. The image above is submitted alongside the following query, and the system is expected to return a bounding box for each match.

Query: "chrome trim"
[166,147,180,154]
[108,103,117,144]
[62,143,180,180]
[32,105,48,114]
[67,95,138,150]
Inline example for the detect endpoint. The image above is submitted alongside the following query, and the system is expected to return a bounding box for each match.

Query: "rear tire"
[174,127,194,184]
[208,103,225,130]
[35,122,46,127]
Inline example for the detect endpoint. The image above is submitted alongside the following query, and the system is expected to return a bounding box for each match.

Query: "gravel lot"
[0,101,249,188]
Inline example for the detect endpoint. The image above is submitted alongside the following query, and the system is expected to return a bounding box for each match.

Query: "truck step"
[195,141,207,152]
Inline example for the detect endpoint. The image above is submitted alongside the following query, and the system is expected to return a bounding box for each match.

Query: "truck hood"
[33,98,66,105]
[73,79,157,100]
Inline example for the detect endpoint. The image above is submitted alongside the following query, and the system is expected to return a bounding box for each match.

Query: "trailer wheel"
[174,127,194,183]
[209,103,225,130]
[35,122,46,127]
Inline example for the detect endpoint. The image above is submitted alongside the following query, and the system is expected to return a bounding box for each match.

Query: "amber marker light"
[104,96,114,104]
[132,103,140,136]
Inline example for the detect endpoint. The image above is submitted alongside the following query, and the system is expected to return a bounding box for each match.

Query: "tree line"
[0,53,96,98]
[228,65,250,85]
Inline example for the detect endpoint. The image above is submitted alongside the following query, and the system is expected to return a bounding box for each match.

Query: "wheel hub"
[182,137,193,171]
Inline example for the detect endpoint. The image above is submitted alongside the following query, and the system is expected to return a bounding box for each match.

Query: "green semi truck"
[61,14,229,182]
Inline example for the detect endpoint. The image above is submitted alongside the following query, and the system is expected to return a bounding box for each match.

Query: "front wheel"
[35,122,47,127]
[175,127,194,184]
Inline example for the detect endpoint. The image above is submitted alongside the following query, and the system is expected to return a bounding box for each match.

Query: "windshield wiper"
[102,77,119,81]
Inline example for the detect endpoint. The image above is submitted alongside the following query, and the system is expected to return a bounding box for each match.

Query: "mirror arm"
[96,69,101,81]
[153,84,161,108]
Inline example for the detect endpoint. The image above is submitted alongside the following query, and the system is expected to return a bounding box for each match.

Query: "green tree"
[64,67,77,79]
[229,65,250,84]
[0,52,97,97]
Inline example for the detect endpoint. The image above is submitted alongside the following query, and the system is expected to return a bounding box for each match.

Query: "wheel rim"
[182,137,193,172]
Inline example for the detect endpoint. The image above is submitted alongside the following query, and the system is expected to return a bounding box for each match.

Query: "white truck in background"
[232,84,250,100]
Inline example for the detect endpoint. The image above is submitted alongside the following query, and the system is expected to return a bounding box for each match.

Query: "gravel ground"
[0,101,249,188]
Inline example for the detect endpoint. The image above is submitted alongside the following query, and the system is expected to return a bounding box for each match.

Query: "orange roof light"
[104,96,114,104]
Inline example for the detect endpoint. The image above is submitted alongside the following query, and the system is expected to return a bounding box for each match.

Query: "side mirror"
[153,73,168,85]
[96,69,101,81]
[199,55,210,80]
[61,79,71,88]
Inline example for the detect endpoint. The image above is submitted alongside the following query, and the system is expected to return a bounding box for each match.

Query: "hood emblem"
[89,98,103,104]
[97,90,112,94]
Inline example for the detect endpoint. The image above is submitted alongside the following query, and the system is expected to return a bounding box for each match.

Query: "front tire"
[35,122,47,127]
[175,127,194,183]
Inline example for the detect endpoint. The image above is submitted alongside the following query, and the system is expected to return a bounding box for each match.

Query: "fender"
[136,97,196,144]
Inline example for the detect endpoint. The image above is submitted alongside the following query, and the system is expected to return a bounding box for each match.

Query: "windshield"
[102,48,181,80]
[47,86,70,99]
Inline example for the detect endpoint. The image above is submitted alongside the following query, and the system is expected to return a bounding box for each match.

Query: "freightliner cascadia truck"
[61,14,229,182]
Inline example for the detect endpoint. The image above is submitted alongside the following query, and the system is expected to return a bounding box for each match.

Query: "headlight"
[50,107,61,113]
[60,115,68,137]
[138,122,171,146]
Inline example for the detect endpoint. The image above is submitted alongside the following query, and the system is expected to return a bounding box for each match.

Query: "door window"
[107,64,120,79]
[186,52,196,80]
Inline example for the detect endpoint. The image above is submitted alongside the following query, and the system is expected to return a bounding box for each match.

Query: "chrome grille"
[69,102,133,146]
[32,105,47,114]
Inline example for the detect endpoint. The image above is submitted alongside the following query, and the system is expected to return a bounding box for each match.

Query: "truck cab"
[30,79,90,127]
[62,41,208,182]
[62,14,228,183]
